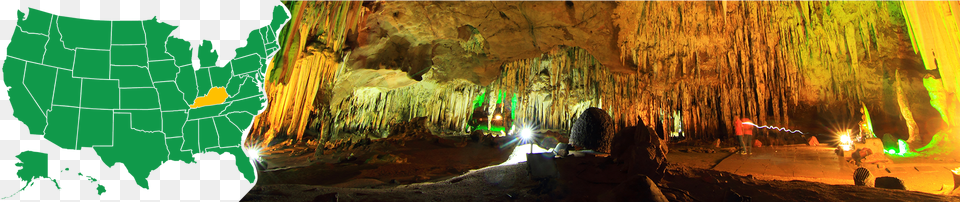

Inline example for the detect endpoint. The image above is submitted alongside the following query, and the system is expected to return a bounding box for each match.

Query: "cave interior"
[240,1,960,201]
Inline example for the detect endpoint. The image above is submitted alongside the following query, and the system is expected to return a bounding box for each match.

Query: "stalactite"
[329,79,483,137]
[901,1,960,139]
[249,1,366,145]
[247,1,932,145]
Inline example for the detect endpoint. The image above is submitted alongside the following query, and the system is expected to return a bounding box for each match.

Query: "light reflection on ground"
[500,144,550,165]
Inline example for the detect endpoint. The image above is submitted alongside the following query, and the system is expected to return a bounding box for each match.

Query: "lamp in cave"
[520,127,534,141]
[897,139,909,155]
[839,130,853,151]
[494,114,503,120]
[521,127,534,154]
[245,146,263,162]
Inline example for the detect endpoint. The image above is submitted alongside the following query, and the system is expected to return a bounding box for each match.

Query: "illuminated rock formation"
[250,1,955,152]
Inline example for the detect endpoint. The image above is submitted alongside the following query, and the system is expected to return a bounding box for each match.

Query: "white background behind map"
[0,0,283,201]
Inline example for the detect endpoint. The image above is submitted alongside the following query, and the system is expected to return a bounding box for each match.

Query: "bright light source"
[520,127,533,140]
[245,146,263,162]
[838,130,853,151]
[494,114,503,120]
[898,139,908,155]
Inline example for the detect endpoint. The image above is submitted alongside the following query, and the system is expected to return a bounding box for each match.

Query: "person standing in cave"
[736,117,755,155]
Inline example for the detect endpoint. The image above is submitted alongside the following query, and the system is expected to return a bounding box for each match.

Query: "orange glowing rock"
[190,87,229,108]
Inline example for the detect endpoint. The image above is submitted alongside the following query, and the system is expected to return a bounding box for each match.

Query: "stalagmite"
[895,70,919,144]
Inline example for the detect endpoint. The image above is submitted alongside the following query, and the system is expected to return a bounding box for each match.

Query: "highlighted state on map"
[190,87,228,108]
[3,5,289,191]
[80,79,120,109]
[44,106,79,149]
[77,108,113,147]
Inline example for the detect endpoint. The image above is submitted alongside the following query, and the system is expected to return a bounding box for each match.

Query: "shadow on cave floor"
[252,137,514,187]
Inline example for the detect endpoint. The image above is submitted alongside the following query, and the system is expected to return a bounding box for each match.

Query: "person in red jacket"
[736,117,755,155]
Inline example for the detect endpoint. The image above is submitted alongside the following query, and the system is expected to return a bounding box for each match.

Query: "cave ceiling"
[255,1,956,145]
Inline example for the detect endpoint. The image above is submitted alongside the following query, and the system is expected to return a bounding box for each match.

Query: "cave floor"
[253,137,513,187]
[243,140,960,201]
[711,144,960,194]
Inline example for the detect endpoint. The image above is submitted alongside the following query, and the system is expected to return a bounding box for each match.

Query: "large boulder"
[864,138,884,154]
[851,148,874,164]
[611,118,668,182]
[614,175,668,202]
[610,125,639,159]
[570,107,615,153]
[875,176,907,190]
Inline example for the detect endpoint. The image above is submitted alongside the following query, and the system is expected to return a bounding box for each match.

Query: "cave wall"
[253,1,949,145]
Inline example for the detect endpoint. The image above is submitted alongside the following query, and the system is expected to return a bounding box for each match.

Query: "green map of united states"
[2,6,289,190]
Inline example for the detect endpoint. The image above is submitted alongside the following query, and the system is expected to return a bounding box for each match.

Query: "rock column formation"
[249,1,953,149]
